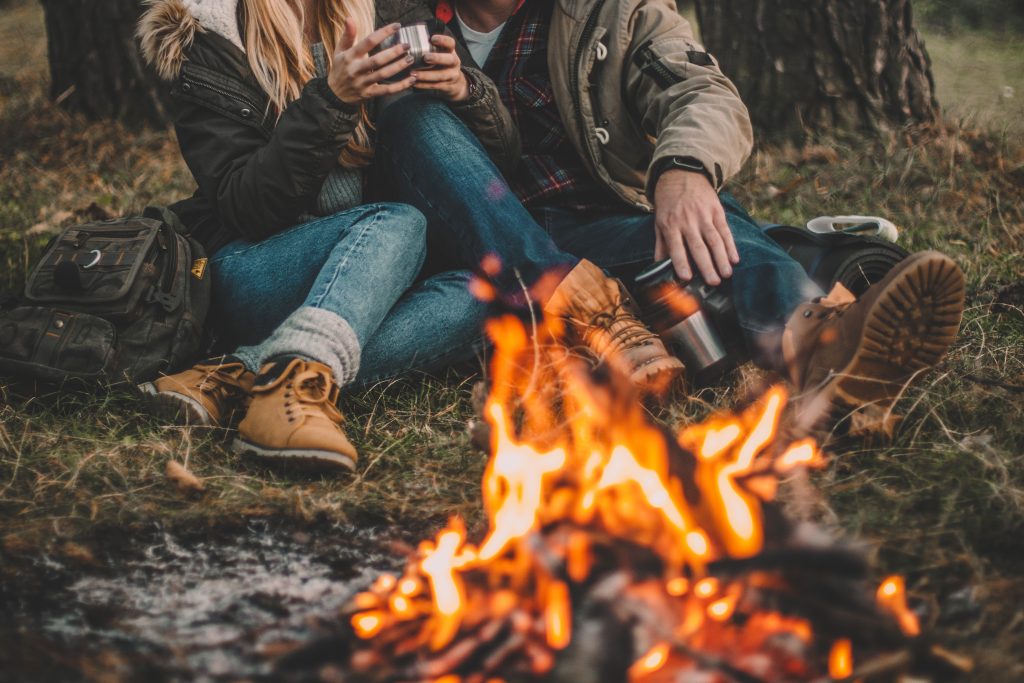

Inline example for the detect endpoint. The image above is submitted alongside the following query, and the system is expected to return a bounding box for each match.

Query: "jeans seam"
[212,206,377,265]
[379,142,457,232]
[309,206,383,309]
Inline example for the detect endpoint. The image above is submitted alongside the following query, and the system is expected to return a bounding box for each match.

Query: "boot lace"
[194,365,247,405]
[811,284,857,320]
[575,304,660,359]
[285,369,343,424]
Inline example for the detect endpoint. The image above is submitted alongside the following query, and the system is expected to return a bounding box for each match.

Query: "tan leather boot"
[139,358,255,427]
[545,259,684,394]
[783,251,965,421]
[233,358,358,472]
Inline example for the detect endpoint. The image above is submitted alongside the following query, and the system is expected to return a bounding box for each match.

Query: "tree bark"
[40,0,169,125]
[692,0,939,141]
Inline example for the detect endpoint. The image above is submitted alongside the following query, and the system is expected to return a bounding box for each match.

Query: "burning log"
[286,309,966,683]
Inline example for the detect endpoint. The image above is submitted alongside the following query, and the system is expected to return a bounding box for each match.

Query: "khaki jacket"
[548,0,753,210]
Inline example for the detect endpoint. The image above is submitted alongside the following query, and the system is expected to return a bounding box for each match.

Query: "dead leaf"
[847,404,901,440]
[60,541,99,567]
[800,144,840,164]
[166,460,206,496]
[26,209,74,236]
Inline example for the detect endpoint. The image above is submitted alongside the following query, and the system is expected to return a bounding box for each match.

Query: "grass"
[2,2,1023,680]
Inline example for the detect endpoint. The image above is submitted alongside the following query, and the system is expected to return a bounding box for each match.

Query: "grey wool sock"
[234,307,361,386]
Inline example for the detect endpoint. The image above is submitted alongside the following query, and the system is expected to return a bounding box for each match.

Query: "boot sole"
[828,251,965,409]
[138,382,217,428]
[632,356,685,396]
[231,438,356,473]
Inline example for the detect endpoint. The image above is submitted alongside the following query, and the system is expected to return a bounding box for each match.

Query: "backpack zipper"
[157,225,177,294]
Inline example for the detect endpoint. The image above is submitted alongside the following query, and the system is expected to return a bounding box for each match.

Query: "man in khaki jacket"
[374,0,965,417]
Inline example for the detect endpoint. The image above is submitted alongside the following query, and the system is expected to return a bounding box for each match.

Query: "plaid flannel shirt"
[441,0,610,210]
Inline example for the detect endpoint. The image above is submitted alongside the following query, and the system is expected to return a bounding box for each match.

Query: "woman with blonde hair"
[137,0,517,471]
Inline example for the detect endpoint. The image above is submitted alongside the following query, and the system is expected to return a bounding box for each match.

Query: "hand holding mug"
[413,34,470,102]
[329,20,418,105]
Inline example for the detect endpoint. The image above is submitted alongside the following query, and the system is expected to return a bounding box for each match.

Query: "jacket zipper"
[570,0,607,137]
[182,73,267,125]
[571,0,648,209]
[636,42,684,90]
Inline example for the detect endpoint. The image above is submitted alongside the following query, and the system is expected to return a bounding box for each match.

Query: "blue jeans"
[374,95,822,364]
[210,203,487,385]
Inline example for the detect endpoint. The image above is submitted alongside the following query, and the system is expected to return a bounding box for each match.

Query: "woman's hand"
[413,34,470,102]
[329,19,418,105]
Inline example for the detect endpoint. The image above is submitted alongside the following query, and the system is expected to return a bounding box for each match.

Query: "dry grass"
[1,2,1023,680]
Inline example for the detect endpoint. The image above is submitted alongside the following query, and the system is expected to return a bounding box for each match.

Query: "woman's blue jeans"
[209,203,487,385]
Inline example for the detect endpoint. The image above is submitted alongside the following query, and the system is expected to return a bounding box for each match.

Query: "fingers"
[356,50,415,85]
[411,65,461,84]
[421,51,459,69]
[337,17,359,54]
[655,227,666,263]
[348,22,401,58]
[700,215,732,281]
[662,225,692,282]
[360,42,410,73]
[430,34,457,52]
[366,74,418,98]
[684,224,719,285]
[714,206,740,265]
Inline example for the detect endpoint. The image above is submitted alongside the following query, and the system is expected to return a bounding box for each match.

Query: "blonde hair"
[242,0,376,167]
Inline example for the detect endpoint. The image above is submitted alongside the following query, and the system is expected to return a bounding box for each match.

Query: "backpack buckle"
[146,285,181,313]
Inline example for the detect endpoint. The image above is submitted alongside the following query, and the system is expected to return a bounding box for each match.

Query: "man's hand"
[654,169,739,286]
[413,35,470,102]
[329,20,418,106]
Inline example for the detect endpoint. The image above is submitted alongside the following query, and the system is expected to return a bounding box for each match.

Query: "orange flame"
[829,638,853,678]
[877,576,921,636]
[348,313,907,681]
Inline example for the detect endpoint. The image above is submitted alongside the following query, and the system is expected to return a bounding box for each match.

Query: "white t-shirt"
[456,8,505,67]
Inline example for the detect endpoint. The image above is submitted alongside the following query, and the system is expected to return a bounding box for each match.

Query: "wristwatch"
[653,155,716,188]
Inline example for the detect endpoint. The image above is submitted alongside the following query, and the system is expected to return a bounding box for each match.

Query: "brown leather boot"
[233,358,358,472]
[139,357,255,427]
[783,251,965,422]
[544,259,684,393]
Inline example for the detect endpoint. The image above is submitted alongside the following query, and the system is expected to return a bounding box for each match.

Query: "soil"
[0,520,410,683]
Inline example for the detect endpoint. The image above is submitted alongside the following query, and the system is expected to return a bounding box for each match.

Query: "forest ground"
[1,1,1022,680]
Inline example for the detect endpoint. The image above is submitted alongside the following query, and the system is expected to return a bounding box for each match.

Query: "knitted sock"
[233,307,361,386]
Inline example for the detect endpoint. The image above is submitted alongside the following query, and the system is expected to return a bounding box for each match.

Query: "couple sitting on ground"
[138,0,966,471]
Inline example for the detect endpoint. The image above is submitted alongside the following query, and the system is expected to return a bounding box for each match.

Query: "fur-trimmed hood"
[139,0,244,80]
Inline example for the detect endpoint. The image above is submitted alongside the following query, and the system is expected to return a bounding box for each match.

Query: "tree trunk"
[692,0,939,141]
[40,0,169,125]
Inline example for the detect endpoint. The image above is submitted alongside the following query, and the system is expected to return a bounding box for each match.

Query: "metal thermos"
[633,260,745,386]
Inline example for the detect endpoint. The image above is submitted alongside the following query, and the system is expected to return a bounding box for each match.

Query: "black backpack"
[0,207,211,386]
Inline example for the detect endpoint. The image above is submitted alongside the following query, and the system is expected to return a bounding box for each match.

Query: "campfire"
[335,304,959,683]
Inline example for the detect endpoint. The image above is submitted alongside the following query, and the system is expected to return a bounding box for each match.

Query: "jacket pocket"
[174,64,273,137]
[633,39,688,90]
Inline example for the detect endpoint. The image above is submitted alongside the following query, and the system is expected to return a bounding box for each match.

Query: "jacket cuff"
[313,77,360,116]
[449,68,489,111]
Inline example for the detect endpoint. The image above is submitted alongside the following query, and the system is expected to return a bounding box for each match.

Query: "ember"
[340,308,953,683]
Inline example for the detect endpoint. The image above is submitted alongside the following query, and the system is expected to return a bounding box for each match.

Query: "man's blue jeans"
[374,95,823,365]
[210,203,487,385]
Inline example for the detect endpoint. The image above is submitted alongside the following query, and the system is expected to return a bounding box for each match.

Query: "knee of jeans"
[374,202,428,269]
[377,94,460,147]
